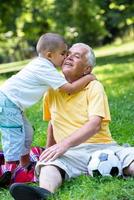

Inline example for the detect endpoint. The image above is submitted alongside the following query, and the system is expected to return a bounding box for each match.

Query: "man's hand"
[40,116,101,163]
[39,142,69,162]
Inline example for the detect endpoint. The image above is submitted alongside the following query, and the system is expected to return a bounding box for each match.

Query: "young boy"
[0,33,95,185]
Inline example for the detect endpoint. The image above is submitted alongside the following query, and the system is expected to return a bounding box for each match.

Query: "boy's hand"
[86,73,97,81]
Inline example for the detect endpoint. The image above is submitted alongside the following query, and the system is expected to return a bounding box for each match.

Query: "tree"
[0,0,133,62]
[51,0,107,46]
[96,0,134,43]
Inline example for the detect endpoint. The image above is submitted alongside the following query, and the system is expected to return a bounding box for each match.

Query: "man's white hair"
[72,43,96,68]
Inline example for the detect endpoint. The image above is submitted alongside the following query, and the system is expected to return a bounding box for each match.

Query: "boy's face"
[51,42,68,67]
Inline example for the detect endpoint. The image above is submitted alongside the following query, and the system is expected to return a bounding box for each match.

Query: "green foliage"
[0,41,134,200]
[96,0,134,43]
[0,0,133,62]
[0,0,53,62]
[50,0,107,45]
[0,0,23,33]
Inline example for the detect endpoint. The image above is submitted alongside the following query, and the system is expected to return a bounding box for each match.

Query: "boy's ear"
[46,51,52,59]
[84,66,92,75]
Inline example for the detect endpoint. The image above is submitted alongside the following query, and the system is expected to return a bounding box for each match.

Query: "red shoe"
[12,162,38,183]
[0,163,18,187]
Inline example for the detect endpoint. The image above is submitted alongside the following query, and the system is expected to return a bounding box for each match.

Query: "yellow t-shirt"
[43,80,114,144]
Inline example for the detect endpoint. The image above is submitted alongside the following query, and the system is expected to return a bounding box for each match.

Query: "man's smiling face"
[62,44,91,82]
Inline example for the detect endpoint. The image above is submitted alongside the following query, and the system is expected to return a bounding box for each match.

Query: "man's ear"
[84,66,92,75]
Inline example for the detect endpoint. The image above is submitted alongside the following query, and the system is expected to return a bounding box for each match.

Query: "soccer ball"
[87,149,122,177]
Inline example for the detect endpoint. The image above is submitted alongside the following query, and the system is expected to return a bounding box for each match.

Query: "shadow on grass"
[102,70,134,85]
[97,52,134,66]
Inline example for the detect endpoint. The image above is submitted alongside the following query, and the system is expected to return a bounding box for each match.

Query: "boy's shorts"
[35,143,134,179]
[0,92,33,161]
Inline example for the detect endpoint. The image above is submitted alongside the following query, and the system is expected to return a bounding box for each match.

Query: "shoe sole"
[10,183,44,200]
[0,171,11,188]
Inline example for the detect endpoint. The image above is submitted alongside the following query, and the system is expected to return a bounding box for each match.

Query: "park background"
[0,0,134,199]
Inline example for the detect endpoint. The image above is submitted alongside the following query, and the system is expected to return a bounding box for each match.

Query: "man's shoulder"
[86,80,104,91]
[44,88,57,98]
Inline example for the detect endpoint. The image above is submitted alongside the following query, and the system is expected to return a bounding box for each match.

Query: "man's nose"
[67,54,73,60]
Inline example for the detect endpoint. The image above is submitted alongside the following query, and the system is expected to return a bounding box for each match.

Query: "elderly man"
[10,43,134,200]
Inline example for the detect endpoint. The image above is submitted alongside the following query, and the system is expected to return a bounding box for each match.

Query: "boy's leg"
[20,114,34,167]
[0,107,24,163]
[20,154,30,167]
[39,165,63,193]
[11,116,35,184]
[0,93,27,186]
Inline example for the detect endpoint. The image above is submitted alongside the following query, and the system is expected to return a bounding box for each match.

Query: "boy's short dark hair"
[36,33,66,55]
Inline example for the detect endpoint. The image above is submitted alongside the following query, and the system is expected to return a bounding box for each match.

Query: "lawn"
[0,41,134,199]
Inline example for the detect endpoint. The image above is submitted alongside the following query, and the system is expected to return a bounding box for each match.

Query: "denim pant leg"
[21,113,34,156]
[0,92,25,161]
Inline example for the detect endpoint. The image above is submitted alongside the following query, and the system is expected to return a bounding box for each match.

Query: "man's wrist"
[61,139,71,149]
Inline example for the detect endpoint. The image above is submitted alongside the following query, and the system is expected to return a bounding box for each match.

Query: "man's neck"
[65,75,83,83]
[65,76,76,83]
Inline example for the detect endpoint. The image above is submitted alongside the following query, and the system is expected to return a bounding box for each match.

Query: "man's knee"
[39,165,63,193]
[123,161,134,176]
[40,165,65,179]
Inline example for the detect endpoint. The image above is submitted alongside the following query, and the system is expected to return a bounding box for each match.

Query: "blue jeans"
[0,92,33,161]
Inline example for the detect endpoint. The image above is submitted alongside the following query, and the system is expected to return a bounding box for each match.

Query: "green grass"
[0,41,134,199]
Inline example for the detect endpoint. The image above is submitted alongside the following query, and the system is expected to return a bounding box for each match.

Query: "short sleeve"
[43,92,51,121]
[35,62,67,90]
[44,67,67,89]
[87,81,111,121]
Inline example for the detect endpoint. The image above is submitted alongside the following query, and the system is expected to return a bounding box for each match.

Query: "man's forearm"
[61,116,102,149]
[40,116,102,162]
